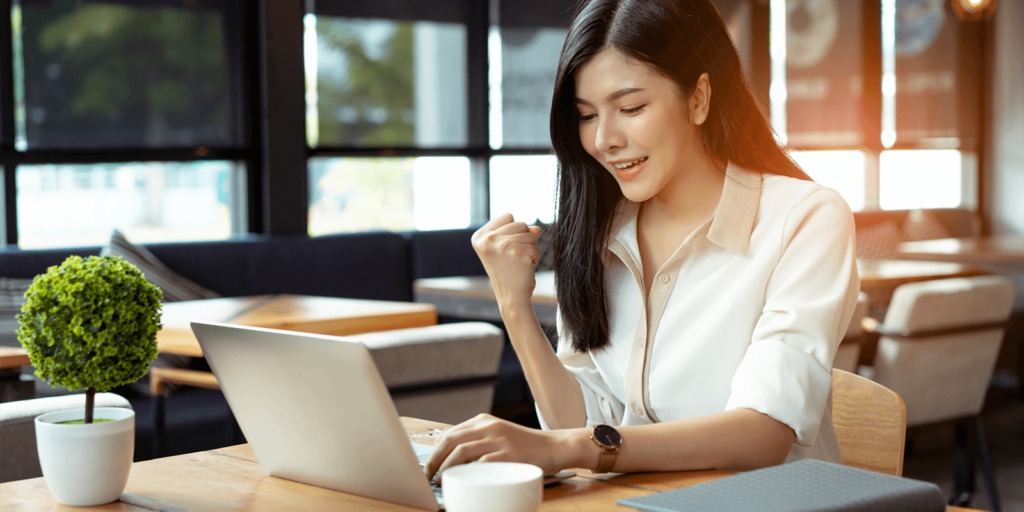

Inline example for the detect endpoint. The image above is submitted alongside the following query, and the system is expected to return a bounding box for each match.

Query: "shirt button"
[658,274,670,284]
[633,404,644,416]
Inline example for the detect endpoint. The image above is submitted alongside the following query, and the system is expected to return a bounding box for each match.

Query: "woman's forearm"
[557,409,795,472]
[499,297,587,429]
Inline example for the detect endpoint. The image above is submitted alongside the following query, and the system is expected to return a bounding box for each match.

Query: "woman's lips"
[613,157,648,181]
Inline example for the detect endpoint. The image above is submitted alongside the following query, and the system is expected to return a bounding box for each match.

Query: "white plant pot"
[34,406,135,506]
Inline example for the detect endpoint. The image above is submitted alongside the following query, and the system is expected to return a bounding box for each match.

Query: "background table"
[898,235,1024,272]
[414,262,986,326]
[0,346,33,402]
[157,294,438,358]
[414,272,557,327]
[149,294,438,398]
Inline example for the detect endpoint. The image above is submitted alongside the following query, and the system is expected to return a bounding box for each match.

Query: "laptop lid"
[191,321,439,511]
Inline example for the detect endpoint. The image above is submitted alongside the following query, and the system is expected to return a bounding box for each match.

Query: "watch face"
[593,424,621,447]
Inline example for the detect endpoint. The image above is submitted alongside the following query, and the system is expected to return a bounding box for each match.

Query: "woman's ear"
[690,73,711,125]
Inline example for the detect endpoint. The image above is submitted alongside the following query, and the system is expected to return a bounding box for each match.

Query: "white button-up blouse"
[544,164,860,463]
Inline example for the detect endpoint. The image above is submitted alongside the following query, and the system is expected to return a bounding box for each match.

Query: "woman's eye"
[621,105,645,115]
[579,113,597,122]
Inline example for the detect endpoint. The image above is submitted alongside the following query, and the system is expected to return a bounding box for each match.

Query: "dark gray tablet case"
[618,459,945,512]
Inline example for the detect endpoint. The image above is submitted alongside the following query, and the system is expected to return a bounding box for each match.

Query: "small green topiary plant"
[17,255,163,423]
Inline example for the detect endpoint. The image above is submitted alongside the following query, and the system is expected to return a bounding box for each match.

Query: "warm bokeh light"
[951,0,998,20]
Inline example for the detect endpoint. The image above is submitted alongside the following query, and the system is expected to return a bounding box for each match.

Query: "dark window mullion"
[750,0,771,112]
[1,0,16,244]
[240,1,264,235]
[257,0,307,236]
[468,0,490,224]
[860,0,883,155]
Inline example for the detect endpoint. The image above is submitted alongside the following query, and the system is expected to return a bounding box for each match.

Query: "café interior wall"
[989,0,1024,235]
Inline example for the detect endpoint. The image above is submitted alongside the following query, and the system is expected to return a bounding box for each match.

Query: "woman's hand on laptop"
[424,413,590,482]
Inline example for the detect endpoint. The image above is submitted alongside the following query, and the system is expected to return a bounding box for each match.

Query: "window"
[306,0,575,235]
[489,155,557,223]
[790,150,866,210]
[308,15,468,148]
[5,0,250,248]
[878,149,963,209]
[0,1,989,249]
[308,156,471,234]
[16,0,243,149]
[771,0,982,212]
[490,4,567,148]
[16,161,242,249]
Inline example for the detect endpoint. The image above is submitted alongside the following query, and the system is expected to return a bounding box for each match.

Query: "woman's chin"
[616,182,655,203]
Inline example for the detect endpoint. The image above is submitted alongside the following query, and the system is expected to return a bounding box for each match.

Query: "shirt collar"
[607,162,762,257]
[707,163,761,255]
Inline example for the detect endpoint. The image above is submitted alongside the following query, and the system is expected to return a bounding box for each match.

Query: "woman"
[425,0,858,479]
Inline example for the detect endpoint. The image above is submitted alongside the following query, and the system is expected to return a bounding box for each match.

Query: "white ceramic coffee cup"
[442,462,543,512]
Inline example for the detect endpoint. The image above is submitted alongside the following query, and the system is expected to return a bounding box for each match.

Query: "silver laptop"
[192,321,443,510]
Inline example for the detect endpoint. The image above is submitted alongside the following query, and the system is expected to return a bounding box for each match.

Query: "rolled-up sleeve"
[537,313,625,430]
[725,188,859,445]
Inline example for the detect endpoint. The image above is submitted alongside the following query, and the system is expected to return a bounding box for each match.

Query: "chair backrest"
[871,275,1016,426]
[834,292,868,373]
[348,322,504,425]
[831,368,907,476]
[0,393,131,483]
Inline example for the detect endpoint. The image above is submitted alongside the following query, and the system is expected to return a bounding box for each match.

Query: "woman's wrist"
[497,295,537,323]
[552,428,598,471]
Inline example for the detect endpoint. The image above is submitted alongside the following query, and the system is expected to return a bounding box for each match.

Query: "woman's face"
[575,48,705,204]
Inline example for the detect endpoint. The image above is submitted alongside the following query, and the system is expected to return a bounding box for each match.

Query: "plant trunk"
[85,388,96,424]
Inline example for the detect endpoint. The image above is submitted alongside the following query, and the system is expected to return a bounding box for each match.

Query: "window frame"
[0,0,994,248]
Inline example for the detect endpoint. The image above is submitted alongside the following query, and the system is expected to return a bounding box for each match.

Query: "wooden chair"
[831,368,906,476]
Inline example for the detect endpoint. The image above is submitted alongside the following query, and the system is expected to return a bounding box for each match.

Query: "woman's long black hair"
[551,0,809,352]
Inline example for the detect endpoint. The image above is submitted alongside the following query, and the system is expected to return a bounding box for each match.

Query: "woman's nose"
[594,118,624,153]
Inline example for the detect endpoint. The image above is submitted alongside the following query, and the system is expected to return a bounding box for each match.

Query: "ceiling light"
[951,0,998,21]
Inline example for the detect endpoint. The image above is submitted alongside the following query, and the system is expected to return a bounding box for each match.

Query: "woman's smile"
[611,156,648,181]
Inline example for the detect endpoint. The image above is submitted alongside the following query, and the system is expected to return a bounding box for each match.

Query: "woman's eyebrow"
[575,87,645,106]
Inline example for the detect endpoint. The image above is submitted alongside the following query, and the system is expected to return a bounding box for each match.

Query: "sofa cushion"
[0,246,101,279]
[102,230,220,302]
[405,228,485,280]
[100,230,224,394]
[146,231,412,301]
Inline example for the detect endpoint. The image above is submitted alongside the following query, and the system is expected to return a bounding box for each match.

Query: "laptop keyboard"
[411,442,445,507]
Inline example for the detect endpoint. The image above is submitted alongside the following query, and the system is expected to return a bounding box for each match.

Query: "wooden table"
[0,346,29,370]
[0,346,34,402]
[898,235,1024,272]
[857,258,987,300]
[414,262,987,326]
[157,294,438,358]
[0,417,978,511]
[148,294,438,396]
[414,272,558,326]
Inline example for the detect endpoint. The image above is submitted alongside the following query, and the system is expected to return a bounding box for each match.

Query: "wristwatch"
[589,424,622,473]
